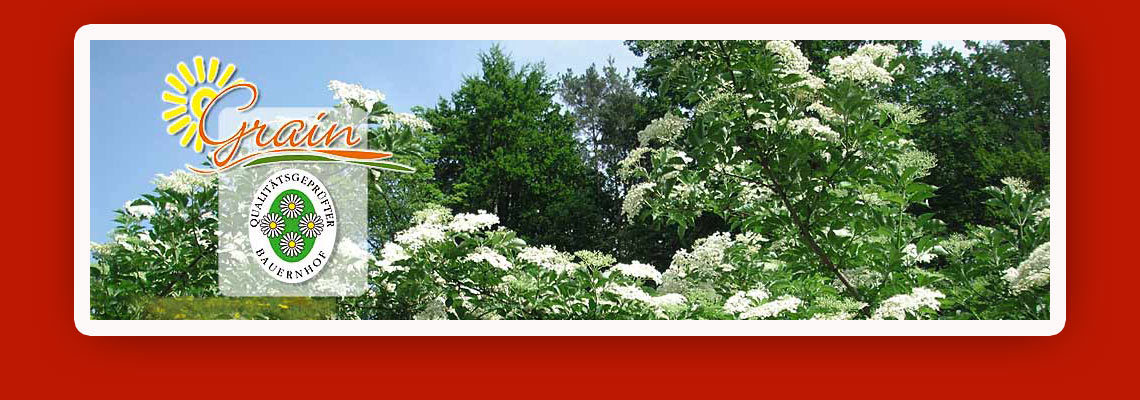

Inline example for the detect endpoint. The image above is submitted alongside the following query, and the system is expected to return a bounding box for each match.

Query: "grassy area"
[142,296,337,320]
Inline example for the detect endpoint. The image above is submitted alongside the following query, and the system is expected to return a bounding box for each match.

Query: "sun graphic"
[160,56,245,153]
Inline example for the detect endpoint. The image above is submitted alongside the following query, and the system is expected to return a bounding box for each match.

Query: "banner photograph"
[74,25,1065,335]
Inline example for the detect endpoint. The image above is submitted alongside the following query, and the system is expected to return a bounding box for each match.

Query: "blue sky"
[88,39,976,241]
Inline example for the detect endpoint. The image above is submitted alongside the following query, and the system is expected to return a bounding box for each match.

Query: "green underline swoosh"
[243,154,416,173]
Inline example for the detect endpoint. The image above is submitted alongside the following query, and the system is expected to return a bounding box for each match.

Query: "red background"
[4,0,1129,395]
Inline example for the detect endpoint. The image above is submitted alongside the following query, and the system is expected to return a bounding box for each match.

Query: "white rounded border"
[247,168,338,284]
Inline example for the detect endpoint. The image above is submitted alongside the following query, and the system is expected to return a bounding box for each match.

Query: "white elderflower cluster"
[765,40,826,91]
[123,201,157,218]
[607,284,689,318]
[574,250,616,269]
[328,80,385,112]
[807,102,843,124]
[787,117,840,142]
[724,288,801,319]
[622,182,656,221]
[695,84,744,116]
[153,170,214,195]
[617,147,652,180]
[941,233,980,258]
[376,242,410,273]
[412,204,452,225]
[373,112,433,131]
[611,261,663,284]
[741,296,803,319]
[1004,242,1050,294]
[608,283,653,303]
[871,287,945,320]
[394,222,447,251]
[518,245,580,274]
[876,102,925,125]
[827,44,900,87]
[765,40,811,74]
[723,288,770,314]
[447,210,499,233]
[668,232,736,277]
[464,247,513,271]
[902,243,940,266]
[897,149,938,178]
[637,114,689,146]
[852,43,900,65]
[1001,177,1032,194]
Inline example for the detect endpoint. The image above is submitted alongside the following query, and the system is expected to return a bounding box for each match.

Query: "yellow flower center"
[307,222,315,229]
[289,203,296,210]
[269,222,277,229]
[288,241,296,248]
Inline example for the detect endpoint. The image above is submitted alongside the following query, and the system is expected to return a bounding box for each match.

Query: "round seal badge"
[248,168,337,283]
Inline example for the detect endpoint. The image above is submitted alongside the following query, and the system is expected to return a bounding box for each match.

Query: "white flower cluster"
[898,149,938,178]
[853,43,900,65]
[373,112,433,131]
[1001,177,1032,194]
[636,114,689,146]
[871,287,945,320]
[723,288,770,313]
[668,232,735,277]
[465,246,513,271]
[807,102,843,124]
[617,147,652,180]
[826,44,900,87]
[902,243,940,266]
[765,40,825,91]
[376,242,410,272]
[787,117,840,142]
[1004,242,1050,294]
[695,84,744,116]
[412,204,452,224]
[394,222,447,251]
[328,80,385,113]
[622,182,656,221]
[517,245,580,274]
[447,210,499,233]
[611,261,663,284]
[123,201,157,218]
[607,284,688,318]
[723,287,801,319]
[153,170,214,195]
[876,102,925,125]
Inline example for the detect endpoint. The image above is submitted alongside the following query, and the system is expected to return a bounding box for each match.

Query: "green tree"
[424,46,610,250]
[906,41,1050,228]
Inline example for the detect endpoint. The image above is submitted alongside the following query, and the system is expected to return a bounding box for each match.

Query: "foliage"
[90,171,219,319]
[558,59,713,267]
[611,40,1048,319]
[424,45,612,251]
[91,42,1052,321]
[143,297,337,320]
[940,178,1051,319]
[902,41,1050,228]
[340,205,688,320]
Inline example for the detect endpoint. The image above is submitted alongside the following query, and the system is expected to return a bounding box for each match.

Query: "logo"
[156,55,415,175]
[248,168,337,283]
[161,56,244,153]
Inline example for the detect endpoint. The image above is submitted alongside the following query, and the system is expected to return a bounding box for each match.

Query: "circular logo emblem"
[248,168,337,283]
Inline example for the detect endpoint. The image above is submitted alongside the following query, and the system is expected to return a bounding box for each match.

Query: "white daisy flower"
[279,194,304,218]
[259,213,285,237]
[298,213,325,238]
[279,232,305,257]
